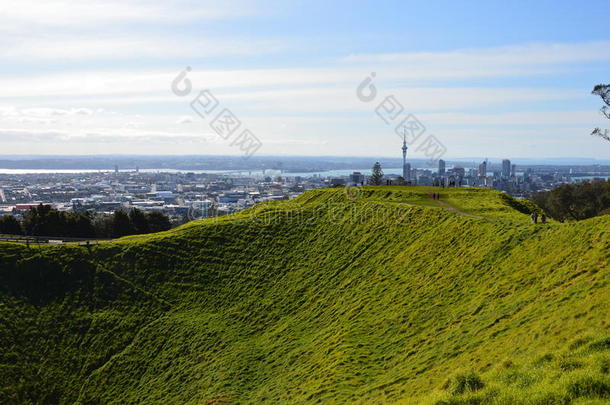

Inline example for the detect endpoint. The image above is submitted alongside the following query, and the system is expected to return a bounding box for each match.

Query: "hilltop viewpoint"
[1,186,609,404]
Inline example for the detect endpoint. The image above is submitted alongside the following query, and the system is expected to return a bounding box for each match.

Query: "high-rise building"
[502,159,511,179]
[350,172,365,185]
[453,166,465,178]
[438,159,446,175]
[478,160,487,178]
[511,164,516,178]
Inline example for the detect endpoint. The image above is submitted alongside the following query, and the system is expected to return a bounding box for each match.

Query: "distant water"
[0,168,608,179]
[0,168,249,175]
[0,169,108,174]
[0,168,408,176]
[571,175,610,180]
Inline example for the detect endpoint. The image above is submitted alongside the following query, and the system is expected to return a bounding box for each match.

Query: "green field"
[0,186,608,404]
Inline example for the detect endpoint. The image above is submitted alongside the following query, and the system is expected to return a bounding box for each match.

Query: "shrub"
[557,358,583,372]
[534,353,555,366]
[569,336,594,351]
[448,371,485,395]
[589,338,610,352]
[498,369,536,389]
[500,193,541,215]
[599,358,610,374]
[567,375,610,399]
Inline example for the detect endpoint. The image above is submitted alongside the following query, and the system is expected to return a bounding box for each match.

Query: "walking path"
[388,195,485,219]
[428,193,484,219]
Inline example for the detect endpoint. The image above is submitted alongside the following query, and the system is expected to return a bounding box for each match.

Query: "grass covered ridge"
[0,186,608,404]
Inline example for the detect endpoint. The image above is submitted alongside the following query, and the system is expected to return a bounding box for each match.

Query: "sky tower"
[401,129,409,180]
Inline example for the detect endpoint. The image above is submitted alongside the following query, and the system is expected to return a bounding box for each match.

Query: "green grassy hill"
[0,186,609,404]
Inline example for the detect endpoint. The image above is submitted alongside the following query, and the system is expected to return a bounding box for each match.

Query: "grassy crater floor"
[0,186,609,404]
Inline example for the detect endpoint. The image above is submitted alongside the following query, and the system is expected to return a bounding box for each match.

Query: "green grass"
[419,335,610,404]
[0,186,608,404]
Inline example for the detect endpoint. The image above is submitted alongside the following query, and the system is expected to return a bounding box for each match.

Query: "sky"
[0,0,609,159]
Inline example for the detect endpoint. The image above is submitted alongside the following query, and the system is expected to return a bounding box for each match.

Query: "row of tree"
[531,179,610,222]
[93,209,172,238]
[0,205,172,238]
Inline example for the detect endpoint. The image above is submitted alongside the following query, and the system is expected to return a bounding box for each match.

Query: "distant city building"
[350,172,365,185]
[478,160,487,178]
[502,159,511,178]
[453,166,465,178]
[2,157,606,226]
[438,159,446,175]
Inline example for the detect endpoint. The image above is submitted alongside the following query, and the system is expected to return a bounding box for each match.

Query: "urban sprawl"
[1,159,609,227]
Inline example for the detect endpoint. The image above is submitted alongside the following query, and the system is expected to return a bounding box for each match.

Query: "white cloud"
[0,35,285,61]
[419,111,609,127]
[1,40,607,101]
[17,117,58,125]
[1,39,608,157]
[73,108,94,116]
[0,0,265,31]
[176,116,194,124]
[0,128,212,144]
[0,68,590,103]
[15,107,95,117]
[0,1,284,63]
[0,107,19,117]
[341,41,610,75]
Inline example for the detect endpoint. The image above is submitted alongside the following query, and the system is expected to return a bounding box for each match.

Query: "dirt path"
[429,193,484,219]
[388,195,485,219]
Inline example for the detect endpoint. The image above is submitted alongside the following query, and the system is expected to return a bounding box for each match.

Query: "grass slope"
[0,186,608,404]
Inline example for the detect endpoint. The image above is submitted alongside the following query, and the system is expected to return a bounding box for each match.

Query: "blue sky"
[0,0,609,159]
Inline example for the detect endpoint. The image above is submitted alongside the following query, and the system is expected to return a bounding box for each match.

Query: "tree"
[531,179,610,221]
[146,212,171,233]
[111,210,134,238]
[368,162,384,185]
[22,204,54,235]
[92,215,113,238]
[21,204,95,237]
[395,176,407,186]
[0,215,23,235]
[591,84,610,141]
[129,208,150,234]
[65,213,96,238]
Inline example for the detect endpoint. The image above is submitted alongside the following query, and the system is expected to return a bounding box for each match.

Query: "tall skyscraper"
[438,159,446,175]
[502,159,511,179]
[511,164,516,178]
[401,129,409,180]
[478,160,487,178]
